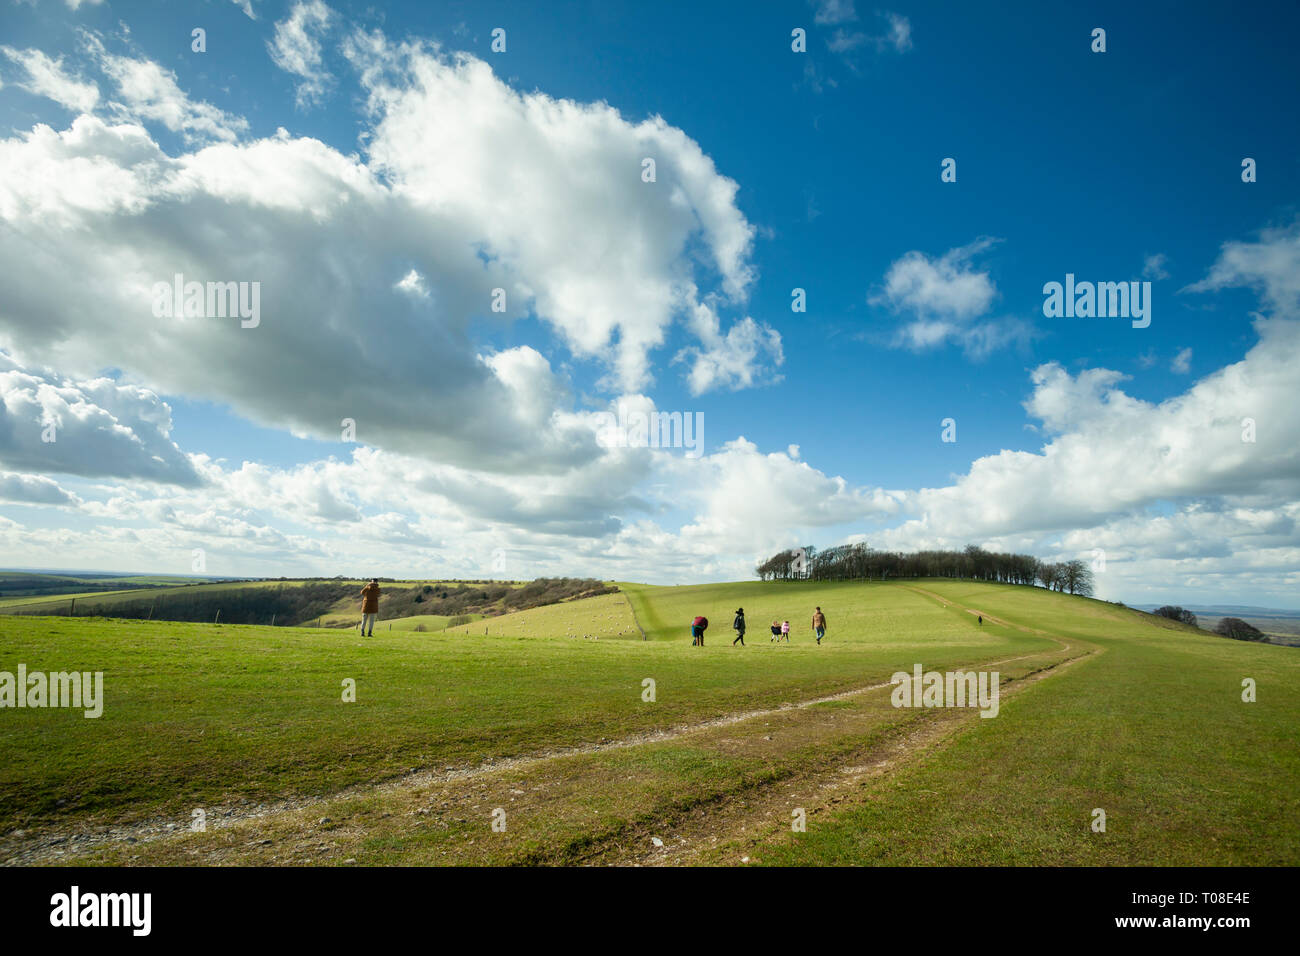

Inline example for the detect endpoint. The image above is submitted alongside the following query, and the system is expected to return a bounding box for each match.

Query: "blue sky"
[0,0,1297,606]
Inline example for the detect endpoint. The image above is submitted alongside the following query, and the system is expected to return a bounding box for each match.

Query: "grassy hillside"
[384,614,481,632]
[2,580,358,627]
[622,578,993,644]
[0,578,1294,866]
[0,581,1047,835]
[441,592,640,640]
[0,576,610,630]
[742,581,1300,866]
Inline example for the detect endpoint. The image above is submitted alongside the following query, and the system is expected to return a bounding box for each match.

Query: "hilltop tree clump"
[1034,559,1095,596]
[756,544,1094,596]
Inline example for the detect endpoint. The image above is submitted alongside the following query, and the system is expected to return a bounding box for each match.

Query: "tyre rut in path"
[594,646,1096,866]
[4,666,969,865]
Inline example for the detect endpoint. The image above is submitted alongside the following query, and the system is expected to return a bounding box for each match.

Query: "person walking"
[732,607,746,646]
[770,620,781,642]
[780,619,791,643]
[812,606,827,644]
[360,578,381,636]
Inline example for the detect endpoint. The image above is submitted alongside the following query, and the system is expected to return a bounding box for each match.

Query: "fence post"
[70,597,75,616]
[214,608,221,624]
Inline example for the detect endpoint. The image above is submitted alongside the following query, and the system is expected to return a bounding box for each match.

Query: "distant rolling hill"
[0,574,615,629]
[0,568,232,602]
[1132,603,1300,618]
[1133,603,1300,646]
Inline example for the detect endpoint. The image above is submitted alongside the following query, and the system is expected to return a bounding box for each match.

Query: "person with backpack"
[691,615,709,646]
[812,606,827,644]
[732,608,746,646]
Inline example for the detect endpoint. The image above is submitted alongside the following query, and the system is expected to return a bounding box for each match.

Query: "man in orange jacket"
[360,579,381,635]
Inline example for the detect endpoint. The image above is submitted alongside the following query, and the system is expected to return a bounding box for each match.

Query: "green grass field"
[0,578,1294,866]
[384,614,478,632]
[442,591,639,639]
[745,580,1300,866]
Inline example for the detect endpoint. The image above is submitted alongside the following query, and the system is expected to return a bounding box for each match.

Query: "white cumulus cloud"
[269,0,334,108]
